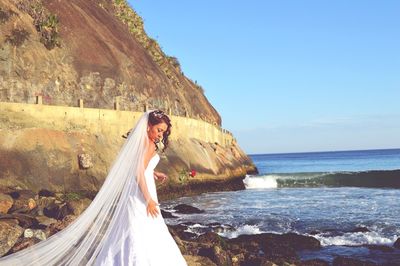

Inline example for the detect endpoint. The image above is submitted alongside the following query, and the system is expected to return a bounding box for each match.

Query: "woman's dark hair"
[148,110,172,152]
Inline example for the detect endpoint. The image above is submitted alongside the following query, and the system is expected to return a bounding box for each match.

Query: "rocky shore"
[1,187,399,265]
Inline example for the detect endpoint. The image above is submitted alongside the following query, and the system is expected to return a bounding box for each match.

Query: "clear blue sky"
[129,0,400,154]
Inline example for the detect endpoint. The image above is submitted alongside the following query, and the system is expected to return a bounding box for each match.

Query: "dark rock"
[161,209,177,218]
[262,243,297,263]
[365,244,394,252]
[173,204,205,214]
[207,222,222,227]
[43,202,60,219]
[66,198,92,216]
[227,232,320,264]
[8,190,37,213]
[240,255,275,266]
[0,220,24,256]
[168,224,197,241]
[229,232,320,251]
[38,189,55,197]
[183,255,217,266]
[197,232,228,248]
[260,233,320,263]
[198,245,231,266]
[9,190,36,200]
[43,202,71,220]
[316,228,343,237]
[333,256,377,266]
[46,215,77,236]
[394,238,400,249]
[351,227,370,233]
[58,204,72,220]
[35,215,58,229]
[278,233,321,250]
[0,213,39,228]
[181,231,197,240]
[36,196,56,216]
[299,259,330,266]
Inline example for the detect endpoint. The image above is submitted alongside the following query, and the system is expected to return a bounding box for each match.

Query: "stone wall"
[0,101,234,147]
[0,101,255,195]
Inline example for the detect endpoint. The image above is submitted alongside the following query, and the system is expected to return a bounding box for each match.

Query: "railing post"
[36,95,42,105]
[114,96,120,110]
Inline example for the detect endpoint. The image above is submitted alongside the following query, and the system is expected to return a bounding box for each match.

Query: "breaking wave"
[244,169,400,189]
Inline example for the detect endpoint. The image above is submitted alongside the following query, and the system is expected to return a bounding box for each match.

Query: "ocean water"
[163,149,400,264]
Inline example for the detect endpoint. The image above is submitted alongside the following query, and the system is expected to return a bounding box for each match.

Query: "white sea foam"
[188,223,208,228]
[243,174,278,189]
[314,231,398,246]
[217,224,264,238]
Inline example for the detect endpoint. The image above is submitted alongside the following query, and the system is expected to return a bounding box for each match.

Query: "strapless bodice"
[145,153,160,173]
[144,153,160,201]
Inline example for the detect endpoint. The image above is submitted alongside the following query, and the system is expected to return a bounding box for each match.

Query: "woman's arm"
[153,171,168,183]
[137,150,159,218]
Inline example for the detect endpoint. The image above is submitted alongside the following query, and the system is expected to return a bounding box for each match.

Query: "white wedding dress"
[96,153,187,265]
[0,111,187,265]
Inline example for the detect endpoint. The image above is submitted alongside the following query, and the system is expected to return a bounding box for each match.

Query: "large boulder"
[0,220,24,256]
[0,193,13,214]
[394,237,400,249]
[173,204,204,214]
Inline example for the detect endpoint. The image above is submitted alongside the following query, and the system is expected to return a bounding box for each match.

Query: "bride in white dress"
[95,110,187,265]
[0,110,187,266]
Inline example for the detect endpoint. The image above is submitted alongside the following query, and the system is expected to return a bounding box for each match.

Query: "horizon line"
[248,147,400,156]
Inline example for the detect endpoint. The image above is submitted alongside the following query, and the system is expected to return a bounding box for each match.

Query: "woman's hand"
[146,198,160,218]
[154,171,168,183]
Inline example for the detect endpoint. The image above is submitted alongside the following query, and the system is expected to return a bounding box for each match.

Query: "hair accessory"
[152,110,165,118]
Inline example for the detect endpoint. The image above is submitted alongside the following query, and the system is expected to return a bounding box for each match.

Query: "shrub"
[15,0,61,49]
[5,28,30,47]
[39,13,61,49]
[0,8,16,24]
[168,56,181,70]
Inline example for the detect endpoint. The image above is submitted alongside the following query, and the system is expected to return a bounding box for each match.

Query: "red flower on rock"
[189,169,196,177]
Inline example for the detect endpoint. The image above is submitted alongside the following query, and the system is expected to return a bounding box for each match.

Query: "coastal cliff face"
[0,104,257,197]
[0,0,257,197]
[0,0,219,123]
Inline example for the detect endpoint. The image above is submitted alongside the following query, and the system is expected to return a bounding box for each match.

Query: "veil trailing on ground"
[0,111,153,265]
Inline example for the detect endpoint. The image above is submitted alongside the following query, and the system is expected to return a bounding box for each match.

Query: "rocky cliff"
[0,0,257,198]
[0,0,219,123]
[0,103,257,199]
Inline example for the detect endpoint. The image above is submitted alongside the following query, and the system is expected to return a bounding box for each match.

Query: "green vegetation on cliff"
[14,0,60,49]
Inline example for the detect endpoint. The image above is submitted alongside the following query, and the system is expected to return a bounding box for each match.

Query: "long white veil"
[0,111,152,265]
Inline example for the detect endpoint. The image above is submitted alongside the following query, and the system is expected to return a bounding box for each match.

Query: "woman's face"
[148,122,168,143]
